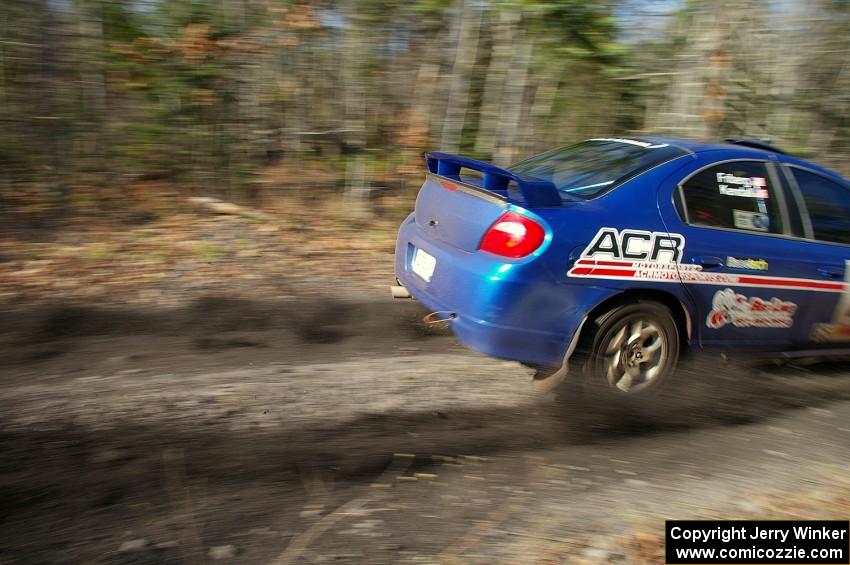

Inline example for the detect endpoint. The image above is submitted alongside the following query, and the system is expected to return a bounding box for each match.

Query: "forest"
[1,0,849,223]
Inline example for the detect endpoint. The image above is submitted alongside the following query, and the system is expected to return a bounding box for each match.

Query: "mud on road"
[1,294,850,564]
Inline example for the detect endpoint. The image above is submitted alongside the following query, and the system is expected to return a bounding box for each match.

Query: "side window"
[792,168,850,244]
[679,161,783,234]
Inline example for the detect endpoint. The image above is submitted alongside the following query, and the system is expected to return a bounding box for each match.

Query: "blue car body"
[394,137,850,370]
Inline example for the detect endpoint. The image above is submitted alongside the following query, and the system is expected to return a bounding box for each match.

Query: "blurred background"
[2,0,849,229]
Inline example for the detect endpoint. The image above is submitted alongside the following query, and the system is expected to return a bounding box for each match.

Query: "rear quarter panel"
[537,155,699,343]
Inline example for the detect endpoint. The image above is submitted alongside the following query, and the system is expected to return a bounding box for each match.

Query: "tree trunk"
[493,31,533,167]
[474,7,517,157]
[526,61,564,154]
[341,5,370,218]
[439,0,481,153]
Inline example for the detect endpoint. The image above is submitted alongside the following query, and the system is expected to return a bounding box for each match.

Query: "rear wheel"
[579,301,680,396]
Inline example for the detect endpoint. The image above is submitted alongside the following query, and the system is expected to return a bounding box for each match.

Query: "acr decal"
[811,260,850,341]
[717,173,769,198]
[568,228,847,293]
[732,209,769,232]
[706,288,796,329]
[725,257,769,271]
[579,228,684,263]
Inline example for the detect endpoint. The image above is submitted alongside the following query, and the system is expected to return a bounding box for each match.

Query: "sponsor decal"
[726,257,769,271]
[568,228,847,293]
[811,322,850,342]
[717,172,769,198]
[706,288,796,329]
[579,228,684,263]
[811,260,850,341]
[732,209,769,232]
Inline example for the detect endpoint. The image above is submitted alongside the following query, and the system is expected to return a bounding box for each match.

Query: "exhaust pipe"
[423,311,456,325]
[390,283,411,299]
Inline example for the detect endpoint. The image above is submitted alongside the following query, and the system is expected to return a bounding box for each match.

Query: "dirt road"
[1,295,849,564]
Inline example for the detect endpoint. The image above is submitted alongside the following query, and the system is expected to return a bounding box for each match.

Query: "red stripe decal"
[570,267,636,277]
[736,276,844,291]
[576,259,632,267]
[440,181,458,192]
[569,261,847,292]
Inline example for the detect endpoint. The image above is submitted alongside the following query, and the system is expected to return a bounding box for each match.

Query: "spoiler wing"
[425,152,564,208]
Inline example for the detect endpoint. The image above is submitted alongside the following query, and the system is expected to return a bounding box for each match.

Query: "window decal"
[717,173,769,198]
[732,209,770,232]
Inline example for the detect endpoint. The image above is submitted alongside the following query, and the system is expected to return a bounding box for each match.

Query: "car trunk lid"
[413,153,564,253]
[414,176,508,252]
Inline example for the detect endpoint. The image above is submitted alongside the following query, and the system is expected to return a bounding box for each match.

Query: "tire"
[577,300,680,397]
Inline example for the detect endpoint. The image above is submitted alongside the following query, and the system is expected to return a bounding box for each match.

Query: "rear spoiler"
[425,152,563,208]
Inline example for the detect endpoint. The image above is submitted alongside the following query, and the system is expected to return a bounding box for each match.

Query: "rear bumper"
[394,214,606,367]
[444,308,568,367]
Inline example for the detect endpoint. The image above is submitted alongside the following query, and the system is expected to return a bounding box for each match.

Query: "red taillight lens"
[479,211,545,258]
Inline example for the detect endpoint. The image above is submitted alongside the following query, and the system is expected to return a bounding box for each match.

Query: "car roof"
[630,135,849,184]
[631,135,773,154]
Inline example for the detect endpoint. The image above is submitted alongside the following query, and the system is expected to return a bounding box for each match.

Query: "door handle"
[817,266,844,279]
[691,256,724,270]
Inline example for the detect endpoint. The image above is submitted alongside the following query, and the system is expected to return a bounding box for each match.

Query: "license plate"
[412,248,437,282]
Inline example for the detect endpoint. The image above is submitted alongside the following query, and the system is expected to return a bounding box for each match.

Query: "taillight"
[479,211,545,258]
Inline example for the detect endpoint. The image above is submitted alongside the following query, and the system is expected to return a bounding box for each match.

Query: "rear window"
[508,138,688,199]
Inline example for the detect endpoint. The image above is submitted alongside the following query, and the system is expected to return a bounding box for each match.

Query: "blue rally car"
[393,137,850,395]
